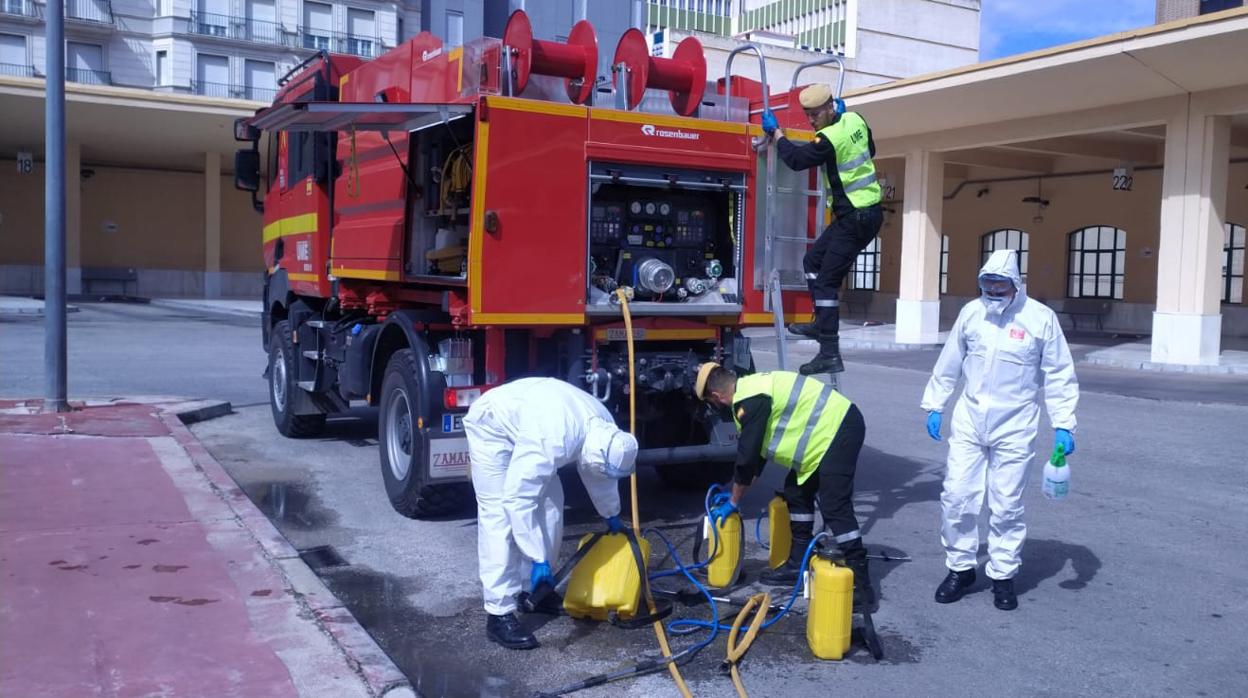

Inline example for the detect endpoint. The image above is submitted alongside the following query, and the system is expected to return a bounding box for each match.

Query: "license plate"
[442,413,464,433]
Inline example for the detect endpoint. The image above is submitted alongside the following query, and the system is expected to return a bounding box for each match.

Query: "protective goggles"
[978,275,1015,297]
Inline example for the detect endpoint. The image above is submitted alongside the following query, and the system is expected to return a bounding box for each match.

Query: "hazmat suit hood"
[578,417,638,481]
[978,249,1026,315]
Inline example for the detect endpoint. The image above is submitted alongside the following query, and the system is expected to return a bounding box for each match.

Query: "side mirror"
[234,149,261,193]
[234,117,260,142]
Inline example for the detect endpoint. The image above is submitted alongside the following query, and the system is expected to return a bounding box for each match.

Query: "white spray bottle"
[1042,445,1070,500]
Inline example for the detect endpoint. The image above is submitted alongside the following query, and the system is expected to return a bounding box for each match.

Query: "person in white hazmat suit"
[463,377,638,649]
[921,249,1079,611]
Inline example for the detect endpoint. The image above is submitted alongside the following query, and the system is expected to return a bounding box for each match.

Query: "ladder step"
[302,350,320,360]
[775,187,823,197]
[774,235,815,243]
[297,381,316,391]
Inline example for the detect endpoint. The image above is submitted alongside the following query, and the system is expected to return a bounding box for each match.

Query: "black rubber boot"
[799,335,844,375]
[760,520,813,586]
[486,613,538,650]
[934,568,977,604]
[992,579,1018,611]
[787,322,818,339]
[842,545,875,611]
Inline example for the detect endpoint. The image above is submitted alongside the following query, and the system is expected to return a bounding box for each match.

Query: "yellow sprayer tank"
[767,496,791,569]
[563,533,650,621]
[807,551,854,660]
[706,512,743,589]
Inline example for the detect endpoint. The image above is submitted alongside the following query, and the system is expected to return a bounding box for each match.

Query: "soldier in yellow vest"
[761,84,884,375]
[694,363,874,608]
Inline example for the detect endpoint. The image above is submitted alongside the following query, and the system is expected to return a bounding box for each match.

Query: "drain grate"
[298,545,348,570]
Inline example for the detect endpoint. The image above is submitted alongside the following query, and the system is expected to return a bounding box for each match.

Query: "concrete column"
[895,149,943,344]
[1151,105,1229,365]
[66,141,82,295]
[204,152,222,299]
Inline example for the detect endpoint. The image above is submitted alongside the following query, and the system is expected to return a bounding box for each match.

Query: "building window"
[1068,226,1126,299]
[1199,0,1244,14]
[346,8,376,57]
[244,58,276,101]
[446,11,463,47]
[980,228,1029,280]
[196,0,229,36]
[66,41,108,84]
[0,33,29,78]
[195,53,231,97]
[302,1,332,51]
[849,237,880,291]
[1225,222,1245,304]
[940,235,949,295]
[155,49,168,86]
[245,0,279,44]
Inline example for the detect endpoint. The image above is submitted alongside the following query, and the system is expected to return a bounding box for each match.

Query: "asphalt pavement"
[5,302,1246,697]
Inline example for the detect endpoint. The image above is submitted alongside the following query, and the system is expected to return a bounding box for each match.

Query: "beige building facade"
[1,7,1246,368]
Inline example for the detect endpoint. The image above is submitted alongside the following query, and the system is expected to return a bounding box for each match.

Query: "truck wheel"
[378,349,472,519]
[269,320,326,438]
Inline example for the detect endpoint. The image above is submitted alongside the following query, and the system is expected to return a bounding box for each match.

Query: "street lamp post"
[44,0,68,412]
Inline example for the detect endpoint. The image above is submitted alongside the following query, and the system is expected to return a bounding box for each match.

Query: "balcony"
[1,62,37,77]
[67,67,111,84]
[191,80,276,101]
[66,0,114,24]
[1,0,40,19]
[187,11,286,46]
[298,29,380,58]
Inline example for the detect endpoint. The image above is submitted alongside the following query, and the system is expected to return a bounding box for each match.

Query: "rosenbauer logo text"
[640,124,701,141]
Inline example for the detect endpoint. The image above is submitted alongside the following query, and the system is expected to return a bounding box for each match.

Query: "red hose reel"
[502,9,598,105]
[613,28,707,117]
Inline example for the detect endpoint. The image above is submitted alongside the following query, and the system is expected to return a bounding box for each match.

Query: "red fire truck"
[233,10,837,518]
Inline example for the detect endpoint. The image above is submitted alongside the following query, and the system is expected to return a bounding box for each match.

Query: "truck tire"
[269,320,326,438]
[378,349,473,518]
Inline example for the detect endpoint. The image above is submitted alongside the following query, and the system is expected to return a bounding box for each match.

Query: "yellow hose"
[616,288,694,698]
[725,593,770,698]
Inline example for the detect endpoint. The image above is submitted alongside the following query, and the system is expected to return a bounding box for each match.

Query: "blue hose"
[647,483,725,581]
[663,532,829,637]
[643,484,829,644]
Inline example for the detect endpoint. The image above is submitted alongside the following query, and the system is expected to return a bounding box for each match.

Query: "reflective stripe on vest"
[732,372,852,485]
[818,112,881,209]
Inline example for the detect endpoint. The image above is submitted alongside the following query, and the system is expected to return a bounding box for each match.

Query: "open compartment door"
[248,102,472,133]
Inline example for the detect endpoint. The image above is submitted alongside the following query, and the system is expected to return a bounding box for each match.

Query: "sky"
[980,0,1157,60]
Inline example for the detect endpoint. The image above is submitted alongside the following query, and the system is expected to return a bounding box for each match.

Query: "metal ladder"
[747,54,848,382]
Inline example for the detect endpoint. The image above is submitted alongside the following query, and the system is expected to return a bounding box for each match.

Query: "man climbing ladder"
[762,83,884,375]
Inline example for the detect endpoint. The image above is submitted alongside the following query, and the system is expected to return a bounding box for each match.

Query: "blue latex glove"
[709,500,738,527]
[1055,428,1076,456]
[605,515,625,534]
[761,109,778,136]
[926,411,942,441]
[530,561,554,591]
[709,491,732,509]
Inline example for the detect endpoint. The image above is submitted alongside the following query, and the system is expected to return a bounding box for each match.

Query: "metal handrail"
[790,54,846,100]
[66,67,111,84]
[722,42,770,150]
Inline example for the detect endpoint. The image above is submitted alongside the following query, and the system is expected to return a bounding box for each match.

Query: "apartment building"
[1157,0,1244,22]
[0,0,404,101]
[644,0,981,91]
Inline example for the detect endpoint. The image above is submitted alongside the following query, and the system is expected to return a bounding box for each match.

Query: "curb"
[156,409,413,697]
[0,304,79,317]
[1083,355,1248,375]
[150,299,263,318]
[169,399,235,425]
